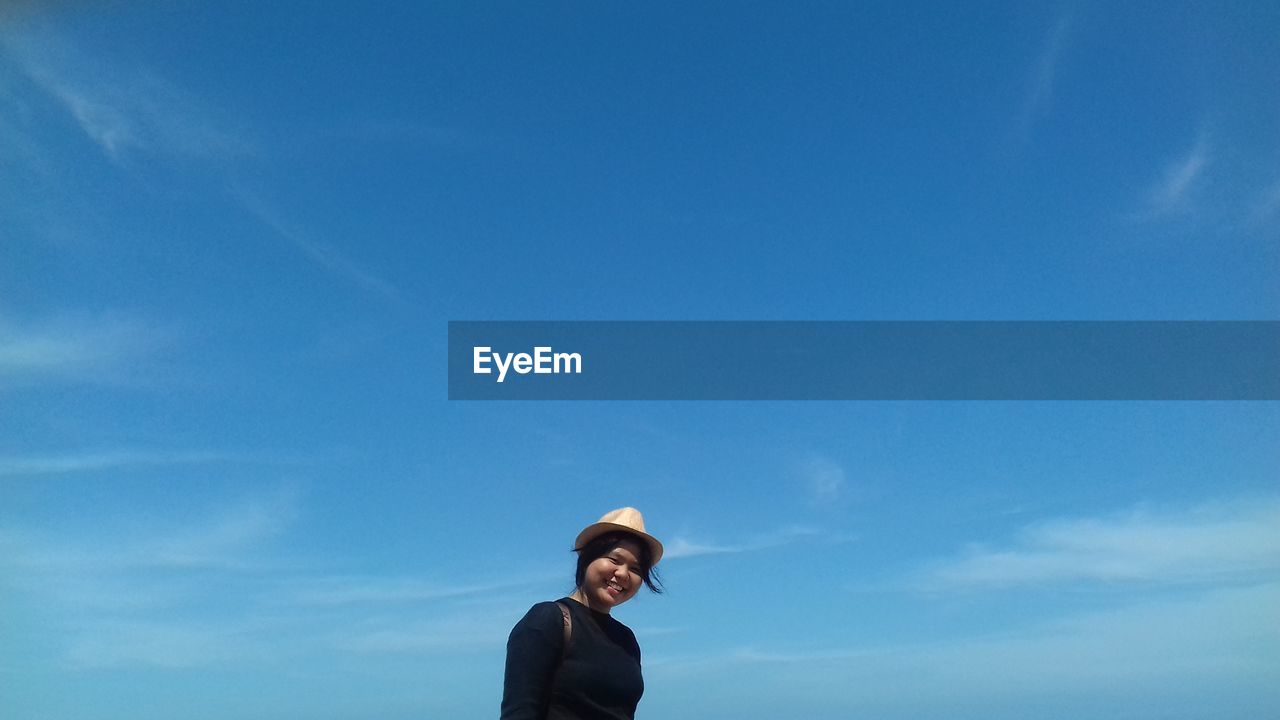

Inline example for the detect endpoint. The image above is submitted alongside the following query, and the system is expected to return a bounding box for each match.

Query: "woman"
[501,507,664,720]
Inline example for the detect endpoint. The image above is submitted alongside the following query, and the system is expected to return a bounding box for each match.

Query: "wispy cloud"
[1013,12,1074,138]
[285,576,541,607]
[648,582,1280,707]
[1,488,551,668]
[0,25,247,164]
[5,492,298,573]
[3,489,304,669]
[315,584,575,656]
[0,449,235,477]
[922,496,1280,589]
[153,495,298,569]
[335,615,510,655]
[664,525,824,560]
[0,313,172,386]
[800,456,846,504]
[2,23,414,309]
[65,619,254,669]
[232,189,406,302]
[663,537,741,559]
[1248,178,1280,227]
[1140,137,1211,220]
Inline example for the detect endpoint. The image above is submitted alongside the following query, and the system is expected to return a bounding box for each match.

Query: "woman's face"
[580,538,645,612]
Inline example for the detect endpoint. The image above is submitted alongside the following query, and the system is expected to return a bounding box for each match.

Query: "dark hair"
[575,531,664,594]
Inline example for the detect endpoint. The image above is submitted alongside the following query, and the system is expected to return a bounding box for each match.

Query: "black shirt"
[501,597,643,720]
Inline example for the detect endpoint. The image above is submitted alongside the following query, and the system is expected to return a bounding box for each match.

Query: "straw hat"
[574,507,664,566]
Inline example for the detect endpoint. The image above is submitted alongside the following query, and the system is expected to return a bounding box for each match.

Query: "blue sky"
[2,3,1278,719]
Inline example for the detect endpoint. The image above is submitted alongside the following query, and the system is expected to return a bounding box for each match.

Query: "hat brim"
[574,522,664,566]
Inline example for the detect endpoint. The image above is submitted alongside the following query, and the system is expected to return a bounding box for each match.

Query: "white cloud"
[663,537,740,560]
[150,495,297,568]
[0,26,247,164]
[802,456,846,503]
[1,490,554,671]
[336,618,508,655]
[232,190,405,302]
[923,497,1280,589]
[0,449,232,477]
[647,582,1280,713]
[664,525,824,560]
[1248,178,1280,226]
[1016,13,1073,131]
[3,490,298,574]
[0,313,174,386]
[2,489,311,670]
[286,576,538,607]
[50,82,136,159]
[65,619,249,669]
[1142,138,1210,219]
[1,24,407,308]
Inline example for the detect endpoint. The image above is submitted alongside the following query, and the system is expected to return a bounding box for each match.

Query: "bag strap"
[554,601,572,660]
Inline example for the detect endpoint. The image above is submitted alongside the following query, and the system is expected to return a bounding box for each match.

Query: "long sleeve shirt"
[500,597,643,720]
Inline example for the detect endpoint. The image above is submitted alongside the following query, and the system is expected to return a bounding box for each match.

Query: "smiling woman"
[500,508,664,720]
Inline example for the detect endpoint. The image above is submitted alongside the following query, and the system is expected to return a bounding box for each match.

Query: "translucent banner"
[447,321,1280,400]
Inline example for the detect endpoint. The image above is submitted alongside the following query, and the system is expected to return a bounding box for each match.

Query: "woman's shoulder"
[512,600,569,632]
